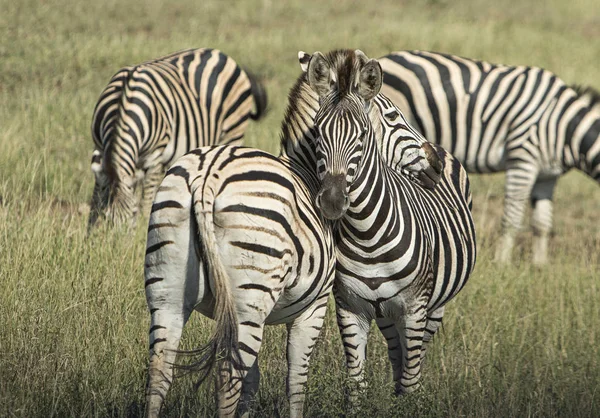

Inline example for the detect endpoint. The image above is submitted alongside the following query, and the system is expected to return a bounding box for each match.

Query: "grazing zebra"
[89,48,267,230]
[144,49,443,418]
[302,50,476,397]
[379,50,600,264]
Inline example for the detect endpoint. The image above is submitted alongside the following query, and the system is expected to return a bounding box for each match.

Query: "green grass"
[1,0,599,416]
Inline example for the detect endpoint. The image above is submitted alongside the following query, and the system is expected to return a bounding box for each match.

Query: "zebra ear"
[357,58,383,102]
[306,51,333,98]
[298,51,311,72]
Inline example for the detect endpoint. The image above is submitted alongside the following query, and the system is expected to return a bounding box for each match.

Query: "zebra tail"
[176,184,242,390]
[245,70,268,120]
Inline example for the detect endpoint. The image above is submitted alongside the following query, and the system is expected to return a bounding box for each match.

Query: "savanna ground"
[1,0,599,416]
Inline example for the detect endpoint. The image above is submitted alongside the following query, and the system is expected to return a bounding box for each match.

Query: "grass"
[1,0,599,416]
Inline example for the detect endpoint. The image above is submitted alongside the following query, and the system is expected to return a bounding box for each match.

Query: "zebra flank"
[304,50,476,397]
[88,48,267,230]
[380,50,600,264]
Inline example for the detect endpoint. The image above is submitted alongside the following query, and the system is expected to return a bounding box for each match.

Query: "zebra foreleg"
[375,318,403,387]
[421,306,445,361]
[285,294,330,418]
[530,177,557,265]
[495,165,537,263]
[396,303,427,395]
[139,164,166,217]
[335,303,370,407]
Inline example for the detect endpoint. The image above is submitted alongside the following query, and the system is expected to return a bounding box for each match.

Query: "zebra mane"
[572,84,600,108]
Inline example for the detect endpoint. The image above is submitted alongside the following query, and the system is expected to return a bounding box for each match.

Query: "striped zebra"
[144,49,442,417]
[302,50,476,397]
[379,50,600,264]
[89,48,267,230]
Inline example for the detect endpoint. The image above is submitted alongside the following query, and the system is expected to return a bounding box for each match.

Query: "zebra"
[144,49,443,417]
[301,50,476,397]
[88,48,267,230]
[379,50,600,264]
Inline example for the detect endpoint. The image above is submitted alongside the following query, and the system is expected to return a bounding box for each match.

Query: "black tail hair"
[245,70,268,121]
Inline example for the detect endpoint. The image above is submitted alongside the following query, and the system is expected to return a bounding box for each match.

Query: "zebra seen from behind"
[89,48,267,230]
[301,50,476,397]
[380,50,600,264]
[144,49,442,418]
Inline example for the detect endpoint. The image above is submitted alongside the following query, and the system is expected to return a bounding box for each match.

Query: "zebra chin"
[316,173,350,220]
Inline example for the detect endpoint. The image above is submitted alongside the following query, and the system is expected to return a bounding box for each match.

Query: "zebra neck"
[346,136,398,223]
[279,76,320,177]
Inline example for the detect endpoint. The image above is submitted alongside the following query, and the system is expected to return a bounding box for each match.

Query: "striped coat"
[89,48,267,229]
[380,50,600,264]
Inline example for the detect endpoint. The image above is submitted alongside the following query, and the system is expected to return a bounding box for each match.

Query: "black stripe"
[146,240,174,255]
[151,200,184,212]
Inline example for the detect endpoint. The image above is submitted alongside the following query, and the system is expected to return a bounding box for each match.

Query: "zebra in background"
[302,50,476,397]
[380,50,600,264]
[144,49,443,418]
[89,48,267,230]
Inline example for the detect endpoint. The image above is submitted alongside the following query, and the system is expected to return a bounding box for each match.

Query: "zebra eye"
[384,110,399,120]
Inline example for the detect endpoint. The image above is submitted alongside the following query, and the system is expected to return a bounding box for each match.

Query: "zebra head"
[88,148,139,232]
[301,49,382,220]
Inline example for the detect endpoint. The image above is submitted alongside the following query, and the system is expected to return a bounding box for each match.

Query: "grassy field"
[1,0,599,416]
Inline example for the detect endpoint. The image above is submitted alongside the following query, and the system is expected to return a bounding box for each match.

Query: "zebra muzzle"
[316,173,350,220]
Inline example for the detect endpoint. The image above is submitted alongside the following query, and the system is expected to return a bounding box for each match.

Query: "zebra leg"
[530,177,557,265]
[495,165,538,263]
[376,318,403,387]
[421,306,445,361]
[145,305,191,418]
[396,303,428,395]
[336,302,371,404]
[140,164,166,217]
[286,294,330,418]
[237,359,260,418]
[145,173,203,418]
[216,315,267,417]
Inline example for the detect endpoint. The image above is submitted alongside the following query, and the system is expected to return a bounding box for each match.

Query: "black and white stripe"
[89,48,267,229]
[380,50,600,264]
[144,49,443,418]
[302,50,476,397]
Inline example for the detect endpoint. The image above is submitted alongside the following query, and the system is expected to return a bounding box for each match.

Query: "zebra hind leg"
[495,165,537,263]
[237,359,260,418]
[144,171,201,418]
[216,317,267,417]
[145,306,191,418]
[285,293,331,418]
